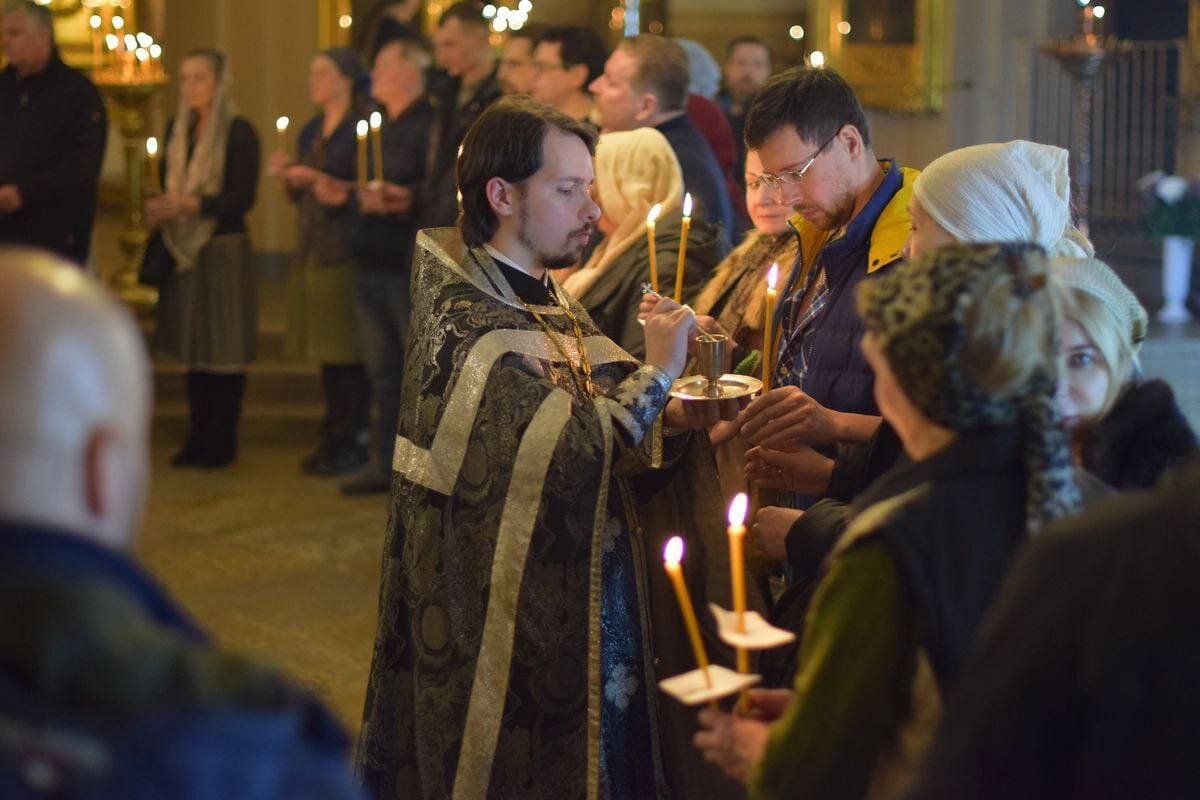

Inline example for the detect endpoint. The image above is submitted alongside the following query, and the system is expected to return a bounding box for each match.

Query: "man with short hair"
[727,67,917,671]
[337,37,436,495]
[356,96,745,800]
[0,248,364,799]
[718,35,772,185]
[0,0,106,265]
[531,24,608,123]
[590,34,736,241]
[421,1,501,229]
[497,26,541,95]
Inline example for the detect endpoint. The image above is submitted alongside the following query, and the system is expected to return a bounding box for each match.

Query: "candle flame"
[112,15,124,30]
[123,34,136,50]
[149,43,162,58]
[728,493,749,527]
[136,31,153,48]
[682,192,692,218]
[664,535,684,565]
[145,136,158,157]
[136,48,149,62]
[105,34,118,50]
[276,115,290,132]
[767,262,780,290]
[89,14,101,29]
[646,202,662,225]
[356,119,369,138]
[370,111,383,130]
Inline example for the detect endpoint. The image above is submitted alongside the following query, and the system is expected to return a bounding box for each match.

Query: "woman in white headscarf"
[144,48,261,468]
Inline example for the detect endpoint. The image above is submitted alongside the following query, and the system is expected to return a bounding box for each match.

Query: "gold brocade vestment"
[356,229,756,800]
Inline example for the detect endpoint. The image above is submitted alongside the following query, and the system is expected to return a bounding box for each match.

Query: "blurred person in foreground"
[0,247,363,800]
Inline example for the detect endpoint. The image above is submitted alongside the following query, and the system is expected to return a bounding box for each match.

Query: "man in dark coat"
[0,247,365,800]
[419,1,502,230]
[0,2,107,265]
[590,35,737,244]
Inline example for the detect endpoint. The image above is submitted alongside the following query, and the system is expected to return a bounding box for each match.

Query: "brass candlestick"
[95,76,168,312]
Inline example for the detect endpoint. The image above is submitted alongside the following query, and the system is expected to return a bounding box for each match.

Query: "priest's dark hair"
[457,96,598,249]
[744,66,871,150]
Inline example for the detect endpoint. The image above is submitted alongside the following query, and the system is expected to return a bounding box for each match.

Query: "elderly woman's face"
[1056,318,1111,431]
[861,332,930,448]
[904,198,956,260]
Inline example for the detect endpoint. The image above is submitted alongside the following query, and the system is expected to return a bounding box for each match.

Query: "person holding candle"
[0,0,107,266]
[270,47,373,477]
[696,242,1083,799]
[356,97,749,800]
[562,127,728,359]
[338,37,435,495]
[143,49,261,469]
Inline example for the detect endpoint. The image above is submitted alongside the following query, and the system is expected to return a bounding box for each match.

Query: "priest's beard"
[518,202,593,270]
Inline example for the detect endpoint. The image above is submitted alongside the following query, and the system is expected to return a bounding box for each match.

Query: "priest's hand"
[752,505,803,563]
[644,302,696,379]
[694,707,770,784]
[737,385,843,448]
[0,184,23,214]
[663,396,743,430]
[745,444,834,495]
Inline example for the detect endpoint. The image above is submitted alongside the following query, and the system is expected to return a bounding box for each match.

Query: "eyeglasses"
[747,126,843,195]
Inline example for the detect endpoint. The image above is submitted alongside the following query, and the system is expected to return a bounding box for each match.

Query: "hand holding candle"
[674,193,692,303]
[369,111,384,185]
[762,263,779,392]
[646,202,663,292]
[356,119,369,189]
[664,536,712,688]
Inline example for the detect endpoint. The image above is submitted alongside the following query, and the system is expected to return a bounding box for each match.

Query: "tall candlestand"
[95,77,169,312]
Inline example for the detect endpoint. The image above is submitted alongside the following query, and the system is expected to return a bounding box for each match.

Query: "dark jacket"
[574,212,729,359]
[911,457,1200,800]
[0,521,365,800]
[163,114,261,236]
[773,162,912,421]
[0,53,106,264]
[348,98,434,273]
[1078,378,1198,490]
[655,114,736,246]
[292,112,358,265]
[418,67,502,229]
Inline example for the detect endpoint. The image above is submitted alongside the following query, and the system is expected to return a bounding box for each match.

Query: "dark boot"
[171,371,208,467]
[195,372,244,468]
[302,365,340,474]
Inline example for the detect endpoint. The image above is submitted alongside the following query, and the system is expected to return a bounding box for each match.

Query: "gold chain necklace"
[519,285,598,398]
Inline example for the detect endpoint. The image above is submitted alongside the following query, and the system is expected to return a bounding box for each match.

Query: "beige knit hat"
[1052,257,1149,351]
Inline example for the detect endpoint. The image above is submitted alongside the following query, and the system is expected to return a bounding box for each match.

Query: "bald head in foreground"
[0,248,366,799]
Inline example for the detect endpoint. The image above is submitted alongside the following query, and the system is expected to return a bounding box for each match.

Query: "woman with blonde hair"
[562,127,728,357]
[696,242,1082,800]
[1054,257,1196,488]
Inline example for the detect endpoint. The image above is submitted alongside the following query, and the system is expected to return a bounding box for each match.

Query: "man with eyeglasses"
[731,67,918,659]
[497,25,542,96]
[531,25,608,125]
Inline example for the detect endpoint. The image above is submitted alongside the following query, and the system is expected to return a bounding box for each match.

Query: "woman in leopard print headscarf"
[695,242,1083,800]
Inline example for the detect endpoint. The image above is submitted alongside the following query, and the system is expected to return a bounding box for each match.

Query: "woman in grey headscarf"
[145,48,260,468]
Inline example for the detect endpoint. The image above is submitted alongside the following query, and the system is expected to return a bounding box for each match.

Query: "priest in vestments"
[356,97,757,800]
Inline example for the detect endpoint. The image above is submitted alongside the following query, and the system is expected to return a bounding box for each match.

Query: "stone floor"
[136,443,388,731]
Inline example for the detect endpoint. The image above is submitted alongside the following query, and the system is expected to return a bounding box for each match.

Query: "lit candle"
[1081,5,1095,37]
[663,536,712,688]
[89,14,102,69]
[369,110,384,185]
[645,202,663,292]
[275,115,290,156]
[673,192,692,303]
[145,136,160,192]
[356,119,369,189]
[728,493,751,700]
[123,33,137,79]
[762,263,779,392]
[149,43,163,78]
[135,47,149,76]
[104,34,119,76]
